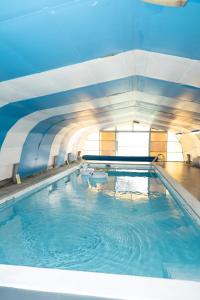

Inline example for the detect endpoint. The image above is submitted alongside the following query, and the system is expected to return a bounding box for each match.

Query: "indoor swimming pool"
[0,168,200,282]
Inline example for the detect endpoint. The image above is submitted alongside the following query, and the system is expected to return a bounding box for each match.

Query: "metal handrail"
[152,156,158,163]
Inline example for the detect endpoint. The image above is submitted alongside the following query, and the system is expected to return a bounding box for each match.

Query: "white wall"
[179,133,200,161]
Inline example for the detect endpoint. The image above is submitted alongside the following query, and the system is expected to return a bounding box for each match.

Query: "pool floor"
[0,169,200,281]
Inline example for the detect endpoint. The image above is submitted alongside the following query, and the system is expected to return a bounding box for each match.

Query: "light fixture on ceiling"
[132,120,140,131]
[191,130,200,134]
[142,0,187,7]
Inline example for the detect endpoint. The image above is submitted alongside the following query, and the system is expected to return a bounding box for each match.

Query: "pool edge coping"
[153,163,200,225]
[0,264,200,300]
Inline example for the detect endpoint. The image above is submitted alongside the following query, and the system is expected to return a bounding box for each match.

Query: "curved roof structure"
[0,0,200,179]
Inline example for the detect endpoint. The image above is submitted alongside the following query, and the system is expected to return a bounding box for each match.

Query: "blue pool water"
[0,169,200,281]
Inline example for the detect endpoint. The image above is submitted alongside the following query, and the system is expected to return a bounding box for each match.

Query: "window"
[82,132,99,155]
[167,132,183,161]
[117,132,149,156]
[82,126,183,161]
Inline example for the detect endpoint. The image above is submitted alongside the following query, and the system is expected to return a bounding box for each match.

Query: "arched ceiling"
[0,0,200,178]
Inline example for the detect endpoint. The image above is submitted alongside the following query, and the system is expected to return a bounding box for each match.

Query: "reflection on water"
[115,176,148,195]
[84,170,167,201]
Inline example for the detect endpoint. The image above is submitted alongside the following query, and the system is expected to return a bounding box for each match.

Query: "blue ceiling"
[0,0,200,81]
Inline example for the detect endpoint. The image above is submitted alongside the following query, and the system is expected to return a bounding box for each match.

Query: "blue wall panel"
[18,117,69,177]
[55,151,65,167]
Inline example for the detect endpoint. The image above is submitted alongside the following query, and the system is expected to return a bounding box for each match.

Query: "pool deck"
[0,161,199,203]
[0,162,80,202]
[156,162,200,202]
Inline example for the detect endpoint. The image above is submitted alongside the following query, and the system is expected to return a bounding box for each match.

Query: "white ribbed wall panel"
[0,50,199,107]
